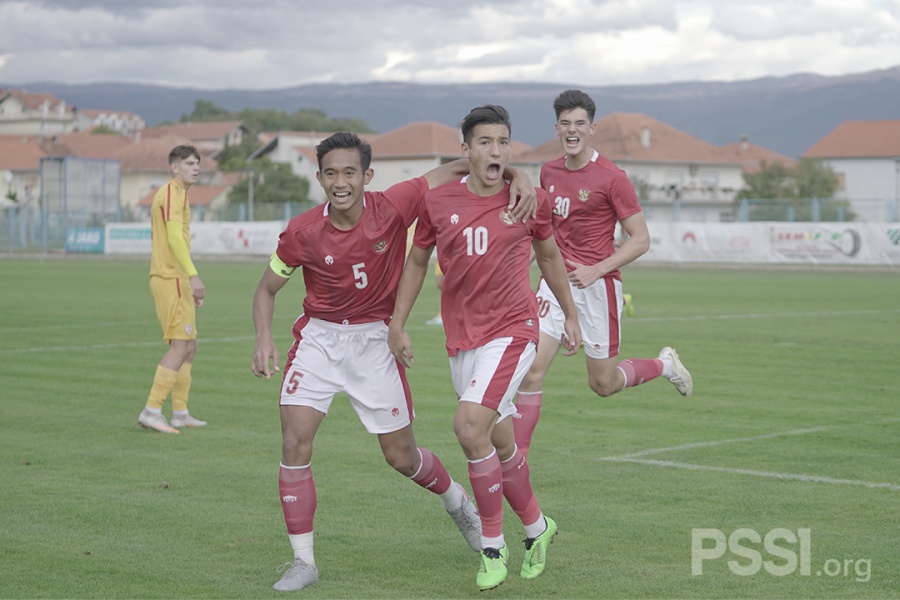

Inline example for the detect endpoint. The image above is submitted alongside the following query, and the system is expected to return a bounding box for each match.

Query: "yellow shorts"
[150,276,197,341]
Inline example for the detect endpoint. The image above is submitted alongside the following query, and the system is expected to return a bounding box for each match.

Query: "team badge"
[451,214,459,225]
[548,185,555,193]
[391,407,400,417]
[469,378,477,388]
[578,188,590,202]
[185,324,193,334]
[325,255,334,265]
[525,319,533,327]
[373,239,387,253]
[499,208,516,225]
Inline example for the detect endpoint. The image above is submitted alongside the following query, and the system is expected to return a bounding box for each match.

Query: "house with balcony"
[802,120,900,221]
[0,90,76,135]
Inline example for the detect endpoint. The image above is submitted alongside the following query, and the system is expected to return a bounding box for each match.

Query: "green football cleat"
[476,546,508,591]
[520,516,557,579]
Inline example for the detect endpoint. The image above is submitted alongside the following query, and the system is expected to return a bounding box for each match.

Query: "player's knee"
[588,374,619,398]
[281,433,312,465]
[383,447,417,476]
[519,368,544,391]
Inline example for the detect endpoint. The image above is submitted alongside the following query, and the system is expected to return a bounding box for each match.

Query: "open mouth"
[486,163,501,179]
[565,136,580,148]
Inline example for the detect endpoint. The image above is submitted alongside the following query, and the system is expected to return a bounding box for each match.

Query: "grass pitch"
[0,257,897,598]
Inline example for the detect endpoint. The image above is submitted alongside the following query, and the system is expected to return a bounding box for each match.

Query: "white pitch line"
[627,308,900,324]
[602,457,900,492]
[600,427,899,491]
[605,427,829,459]
[0,335,272,355]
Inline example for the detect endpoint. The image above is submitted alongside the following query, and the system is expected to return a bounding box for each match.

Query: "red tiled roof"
[39,131,131,159]
[720,136,798,173]
[0,138,45,170]
[516,112,739,165]
[141,120,245,142]
[137,183,230,207]
[370,122,464,159]
[802,120,900,158]
[115,134,219,172]
[0,89,69,112]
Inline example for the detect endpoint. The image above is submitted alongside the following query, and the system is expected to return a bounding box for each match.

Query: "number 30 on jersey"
[553,196,570,219]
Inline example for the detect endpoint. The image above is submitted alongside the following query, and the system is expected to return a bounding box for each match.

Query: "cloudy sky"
[1,0,898,90]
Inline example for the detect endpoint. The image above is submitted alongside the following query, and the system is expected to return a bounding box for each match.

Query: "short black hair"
[552,89,596,122]
[460,104,511,145]
[168,144,200,164]
[315,132,372,171]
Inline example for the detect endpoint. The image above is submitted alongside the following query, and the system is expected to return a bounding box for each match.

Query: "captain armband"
[269,253,296,278]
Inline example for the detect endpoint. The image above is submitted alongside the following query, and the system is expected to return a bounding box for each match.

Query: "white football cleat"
[659,347,693,396]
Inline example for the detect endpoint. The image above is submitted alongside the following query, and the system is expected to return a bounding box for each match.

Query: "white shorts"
[449,337,536,422]
[280,316,414,434]
[536,277,623,359]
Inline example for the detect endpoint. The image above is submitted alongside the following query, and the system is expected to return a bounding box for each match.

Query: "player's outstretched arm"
[388,245,432,368]
[251,266,290,379]
[534,236,582,356]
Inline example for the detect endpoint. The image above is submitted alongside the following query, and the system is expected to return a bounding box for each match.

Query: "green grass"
[0,257,898,599]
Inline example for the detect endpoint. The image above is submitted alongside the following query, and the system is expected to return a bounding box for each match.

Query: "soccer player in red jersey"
[513,89,693,459]
[388,105,581,591]
[250,132,536,592]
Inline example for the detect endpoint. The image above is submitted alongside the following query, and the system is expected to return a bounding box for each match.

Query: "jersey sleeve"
[610,170,642,220]
[163,183,188,222]
[274,222,303,267]
[412,195,437,250]
[382,176,429,228]
[531,189,554,241]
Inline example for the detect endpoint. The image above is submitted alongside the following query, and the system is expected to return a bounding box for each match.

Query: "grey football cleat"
[273,559,319,591]
[446,482,482,551]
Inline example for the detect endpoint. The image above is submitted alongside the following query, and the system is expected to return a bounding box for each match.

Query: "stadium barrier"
[103,221,900,267]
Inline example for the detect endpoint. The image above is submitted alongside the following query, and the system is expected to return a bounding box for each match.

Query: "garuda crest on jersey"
[498,208,516,225]
[578,188,590,202]
[372,239,388,253]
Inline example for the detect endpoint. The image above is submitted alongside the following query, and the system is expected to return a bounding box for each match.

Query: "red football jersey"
[275,177,428,324]
[414,178,554,355]
[540,150,642,280]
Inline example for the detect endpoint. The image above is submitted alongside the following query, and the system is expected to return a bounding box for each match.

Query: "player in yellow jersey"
[138,144,207,434]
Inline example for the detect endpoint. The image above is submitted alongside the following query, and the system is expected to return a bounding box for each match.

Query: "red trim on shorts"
[605,277,620,357]
[284,315,311,387]
[395,358,415,424]
[482,337,530,411]
[175,278,182,298]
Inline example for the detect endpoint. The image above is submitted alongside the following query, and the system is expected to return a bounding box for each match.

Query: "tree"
[181,100,232,122]
[736,159,854,221]
[214,137,262,172]
[227,160,310,207]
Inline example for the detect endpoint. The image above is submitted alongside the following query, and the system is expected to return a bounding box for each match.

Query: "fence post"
[812,198,820,222]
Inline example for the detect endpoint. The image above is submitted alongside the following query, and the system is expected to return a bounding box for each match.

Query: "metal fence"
[3,195,897,254]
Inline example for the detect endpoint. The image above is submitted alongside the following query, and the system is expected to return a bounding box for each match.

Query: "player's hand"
[190,275,205,307]
[561,318,582,356]
[566,259,602,289]
[251,339,281,379]
[508,176,537,222]
[388,325,415,368]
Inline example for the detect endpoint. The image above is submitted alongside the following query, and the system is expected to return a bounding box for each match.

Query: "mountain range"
[9,65,900,158]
